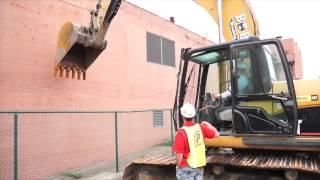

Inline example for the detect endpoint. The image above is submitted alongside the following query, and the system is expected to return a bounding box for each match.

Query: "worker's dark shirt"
[173,121,216,168]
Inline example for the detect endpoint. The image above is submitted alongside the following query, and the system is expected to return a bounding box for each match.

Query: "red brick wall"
[0,0,211,179]
[281,38,303,79]
[0,0,210,111]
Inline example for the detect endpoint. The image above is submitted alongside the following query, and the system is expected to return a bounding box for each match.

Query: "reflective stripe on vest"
[181,124,206,168]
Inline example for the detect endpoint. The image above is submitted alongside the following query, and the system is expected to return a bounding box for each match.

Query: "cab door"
[230,39,298,135]
[173,49,204,129]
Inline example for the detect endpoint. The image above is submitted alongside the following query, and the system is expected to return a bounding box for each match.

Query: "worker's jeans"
[176,167,204,180]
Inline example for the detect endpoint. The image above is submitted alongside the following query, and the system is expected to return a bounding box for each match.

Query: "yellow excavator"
[123,37,320,180]
[54,0,320,179]
[122,1,320,180]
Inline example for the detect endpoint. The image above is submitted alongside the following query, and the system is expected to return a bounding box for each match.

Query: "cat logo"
[297,95,318,102]
[311,95,318,101]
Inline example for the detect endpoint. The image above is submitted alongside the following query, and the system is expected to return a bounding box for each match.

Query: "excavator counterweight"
[55,0,122,80]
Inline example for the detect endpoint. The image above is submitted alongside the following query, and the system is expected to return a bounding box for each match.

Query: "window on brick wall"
[146,32,175,67]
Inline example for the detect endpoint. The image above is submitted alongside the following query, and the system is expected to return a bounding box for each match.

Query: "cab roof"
[185,36,260,65]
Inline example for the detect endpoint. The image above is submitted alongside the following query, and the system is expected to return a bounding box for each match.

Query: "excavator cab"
[55,0,122,80]
[124,37,319,180]
[174,37,298,136]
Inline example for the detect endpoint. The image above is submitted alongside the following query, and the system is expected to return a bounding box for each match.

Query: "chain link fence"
[0,109,173,180]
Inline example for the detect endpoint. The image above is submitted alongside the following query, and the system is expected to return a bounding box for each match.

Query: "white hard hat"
[180,103,196,118]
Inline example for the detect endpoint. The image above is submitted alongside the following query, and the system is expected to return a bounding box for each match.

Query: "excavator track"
[206,149,320,173]
[123,150,320,180]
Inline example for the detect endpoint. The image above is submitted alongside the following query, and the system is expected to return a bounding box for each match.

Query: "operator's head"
[181,103,196,121]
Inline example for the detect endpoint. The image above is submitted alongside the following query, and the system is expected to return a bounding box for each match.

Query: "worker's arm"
[175,153,183,167]
[173,131,184,167]
[212,89,231,100]
[201,121,220,137]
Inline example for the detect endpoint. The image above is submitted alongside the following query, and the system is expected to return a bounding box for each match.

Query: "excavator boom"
[195,0,259,41]
[55,0,122,80]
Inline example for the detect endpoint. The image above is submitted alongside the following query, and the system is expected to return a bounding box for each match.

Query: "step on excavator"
[54,0,320,179]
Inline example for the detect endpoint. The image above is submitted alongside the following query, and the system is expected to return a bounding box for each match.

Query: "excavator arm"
[194,0,259,42]
[55,0,122,80]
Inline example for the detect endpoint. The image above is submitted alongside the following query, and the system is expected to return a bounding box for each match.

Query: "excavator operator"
[212,62,250,100]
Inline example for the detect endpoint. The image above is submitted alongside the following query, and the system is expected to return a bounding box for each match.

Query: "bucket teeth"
[54,66,59,77]
[54,61,88,80]
[72,68,76,79]
[77,69,81,80]
[65,67,70,78]
[59,66,64,78]
[82,69,86,80]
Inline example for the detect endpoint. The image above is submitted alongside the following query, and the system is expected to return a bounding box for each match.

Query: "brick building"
[281,38,303,79]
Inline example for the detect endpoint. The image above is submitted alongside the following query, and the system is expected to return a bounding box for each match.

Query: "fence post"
[170,109,173,145]
[114,112,119,172]
[13,112,18,180]
[170,109,175,156]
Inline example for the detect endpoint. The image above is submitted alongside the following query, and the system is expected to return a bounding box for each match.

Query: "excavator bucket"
[54,0,122,80]
[55,22,105,80]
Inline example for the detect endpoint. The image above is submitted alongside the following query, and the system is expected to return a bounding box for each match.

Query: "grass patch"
[62,172,83,179]
[158,140,173,146]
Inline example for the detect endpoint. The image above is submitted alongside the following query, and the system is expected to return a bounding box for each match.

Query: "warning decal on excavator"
[229,14,250,40]
[296,95,318,101]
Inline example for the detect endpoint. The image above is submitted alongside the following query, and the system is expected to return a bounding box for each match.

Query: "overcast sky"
[127,0,320,79]
[250,0,320,79]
